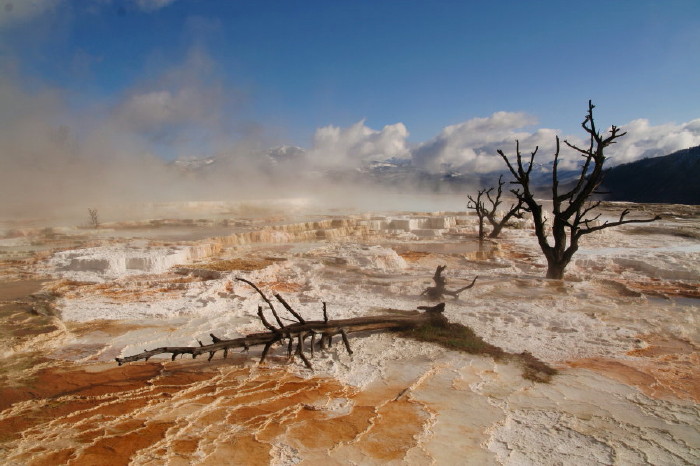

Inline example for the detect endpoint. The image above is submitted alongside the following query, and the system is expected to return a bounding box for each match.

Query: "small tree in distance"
[497,101,660,279]
[88,208,100,229]
[467,175,525,239]
[466,189,487,240]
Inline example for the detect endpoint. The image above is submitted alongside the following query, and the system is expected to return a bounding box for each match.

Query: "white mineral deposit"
[1,199,697,464]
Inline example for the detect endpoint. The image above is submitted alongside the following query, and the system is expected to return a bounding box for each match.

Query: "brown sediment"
[171,438,199,455]
[398,250,431,262]
[27,448,76,466]
[255,281,305,293]
[47,276,198,302]
[0,363,164,412]
[45,279,96,296]
[0,279,68,399]
[626,334,697,358]
[354,398,429,461]
[0,279,47,301]
[0,301,60,342]
[202,435,271,466]
[196,258,275,272]
[1,361,433,465]
[620,279,700,299]
[497,242,537,261]
[568,335,700,402]
[595,279,644,298]
[71,421,175,466]
[287,405,375,449]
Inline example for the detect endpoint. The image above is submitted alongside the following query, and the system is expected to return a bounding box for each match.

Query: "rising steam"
[2,46,699,223]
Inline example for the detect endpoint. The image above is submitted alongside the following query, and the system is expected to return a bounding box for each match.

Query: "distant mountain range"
[171,145,700,205]
[601,146,700,205]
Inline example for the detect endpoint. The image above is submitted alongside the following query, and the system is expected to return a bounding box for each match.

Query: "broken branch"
[421,265,478,300]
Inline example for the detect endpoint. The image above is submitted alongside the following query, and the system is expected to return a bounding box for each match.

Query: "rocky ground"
[0,200,698,465]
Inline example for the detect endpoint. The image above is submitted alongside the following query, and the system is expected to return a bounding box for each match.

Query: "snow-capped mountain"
[264,145,307,164]
[172,156,217,170]
[167,144,700,203]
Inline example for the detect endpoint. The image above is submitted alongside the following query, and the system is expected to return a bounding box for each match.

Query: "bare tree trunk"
[467,191,487,240]
[488,223,504,239]
[115,313,437,367]
[116,278,446,369]
[545,260,568,280]
[114,280,557,383]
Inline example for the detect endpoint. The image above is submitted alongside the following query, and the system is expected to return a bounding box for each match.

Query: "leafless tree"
[88,208,100,229]
[466,190,487,240]
[468,175,525,239]
[497,101,660,279]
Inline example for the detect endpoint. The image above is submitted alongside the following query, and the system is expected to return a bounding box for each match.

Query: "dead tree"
[468,175,525,239]
[88,208,99,229]
[421,265,478,300]
[497,101,660,279]
[116,278,445,369]
[466,190,487,240]
[486,175,525,238]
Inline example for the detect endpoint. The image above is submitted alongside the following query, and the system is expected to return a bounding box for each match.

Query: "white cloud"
[0,0,177,30]
[309,120,410,168]
[409,111,700,175]
[133,0,177,12]
[0,0,61,28]
[411,112,539,173]
[609,118,700,166]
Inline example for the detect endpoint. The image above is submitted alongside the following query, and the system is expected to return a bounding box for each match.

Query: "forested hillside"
[602,146,700,205]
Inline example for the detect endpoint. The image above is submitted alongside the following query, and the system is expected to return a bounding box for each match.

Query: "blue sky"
[1,0,700,166]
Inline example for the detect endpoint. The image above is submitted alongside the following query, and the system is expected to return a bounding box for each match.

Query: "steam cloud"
[1,45,699,220]
[0,48,270,220]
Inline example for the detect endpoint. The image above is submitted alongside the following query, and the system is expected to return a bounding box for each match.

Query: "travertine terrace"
[1,199,698,465]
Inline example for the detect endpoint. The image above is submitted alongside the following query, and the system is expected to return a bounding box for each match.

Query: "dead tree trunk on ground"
[116,278,445,369]
[115,279,556,382]
[421,265,477,300]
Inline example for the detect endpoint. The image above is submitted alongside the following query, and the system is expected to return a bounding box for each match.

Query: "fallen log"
[115,280,556,383]
[116,279,446,369]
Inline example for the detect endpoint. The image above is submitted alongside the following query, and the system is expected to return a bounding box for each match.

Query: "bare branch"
[422,266,477,300]
[578,213,661,238]
[236,278,285,328]
[340,329,353,355]
[257,305,279,334]
[274,293,306,324]
[296,334,313,369]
